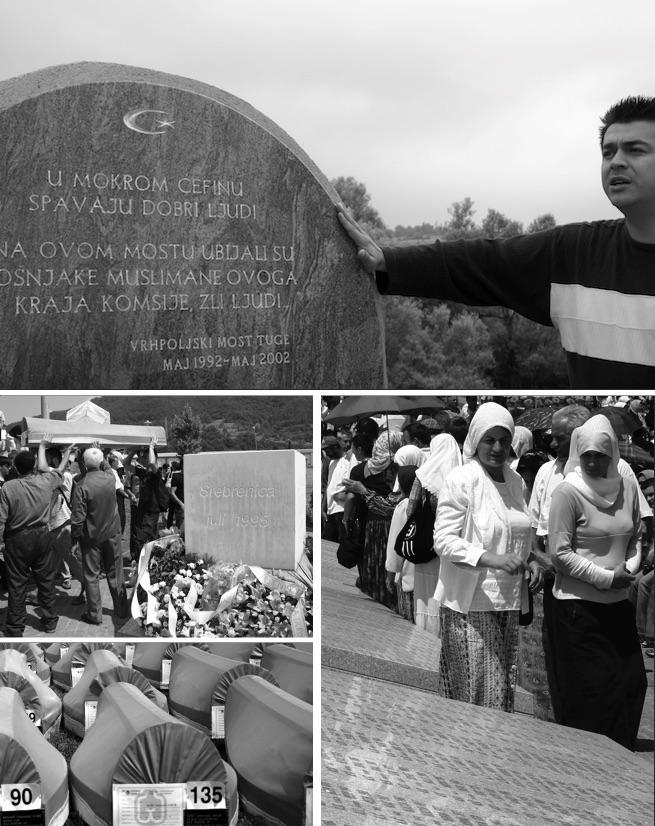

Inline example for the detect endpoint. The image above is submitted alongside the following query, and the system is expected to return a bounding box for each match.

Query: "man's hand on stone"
[336,204,387,273]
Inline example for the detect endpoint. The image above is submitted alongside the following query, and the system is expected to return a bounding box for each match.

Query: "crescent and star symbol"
[123,109,175,135]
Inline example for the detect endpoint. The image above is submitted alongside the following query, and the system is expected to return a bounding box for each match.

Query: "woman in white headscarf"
[509,426,533,471]
[548,414,647,750]
[385,448,428,622]
[401,433,463,634]
[434,402,544,711]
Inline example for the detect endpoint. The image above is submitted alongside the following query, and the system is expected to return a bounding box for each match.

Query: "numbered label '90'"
[1,783,42,811]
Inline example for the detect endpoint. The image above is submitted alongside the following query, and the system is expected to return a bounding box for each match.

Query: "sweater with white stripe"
[379,219,655,389]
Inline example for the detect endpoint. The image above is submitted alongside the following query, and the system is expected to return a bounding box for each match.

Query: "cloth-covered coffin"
[0,641,51,683]
[0,648,62,732]
[203,641,258,661]
[225,675,312,826]
[131,641,209,688]
[0,686,69,826]
[63,648,168,738]
[51,642,126,690]
[260,643,313,704]
[167,645,277,734]
[69,681,238,826]
[44,640,128,668]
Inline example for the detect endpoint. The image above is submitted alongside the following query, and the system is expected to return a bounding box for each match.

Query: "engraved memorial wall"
[0,63,385,389]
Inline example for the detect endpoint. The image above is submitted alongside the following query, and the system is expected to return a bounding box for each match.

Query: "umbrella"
[618,443,653,473]
[514,407,558,431]
[324,395,446,427]
[589,408,642,436]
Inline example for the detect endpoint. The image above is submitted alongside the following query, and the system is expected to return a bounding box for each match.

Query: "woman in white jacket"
[434,402,543,712]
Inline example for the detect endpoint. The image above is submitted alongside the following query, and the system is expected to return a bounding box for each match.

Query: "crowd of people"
[0,421,185,636]
[322,395,654,751]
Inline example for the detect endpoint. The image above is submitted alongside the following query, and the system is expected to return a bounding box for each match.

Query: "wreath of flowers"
[132,533,312,638]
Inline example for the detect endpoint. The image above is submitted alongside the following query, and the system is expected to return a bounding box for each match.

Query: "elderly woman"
[343,429,404,609]
[548,414,647,750]
[434,402,544,711]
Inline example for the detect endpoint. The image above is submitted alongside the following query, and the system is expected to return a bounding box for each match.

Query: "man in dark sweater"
[338,96,655,389]
[0,442,65,635]
[71,447,128,626]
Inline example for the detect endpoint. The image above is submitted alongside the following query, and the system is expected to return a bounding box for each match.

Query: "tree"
[384,297,496,388]
[528,213,557,234]
[331,176,387,238]
[444,197,477,238]
[480,208,523,239]
[169,404,203,456]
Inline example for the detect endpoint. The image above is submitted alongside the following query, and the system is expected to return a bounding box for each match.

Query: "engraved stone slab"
[0,62,385,389]
[321,670,654,826]
[184,449,305,569]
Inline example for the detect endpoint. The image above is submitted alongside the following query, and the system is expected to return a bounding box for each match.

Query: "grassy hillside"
[48,396,312,452]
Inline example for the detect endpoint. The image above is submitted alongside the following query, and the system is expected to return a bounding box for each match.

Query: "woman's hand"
[609,562,636,589]
[343,478,367,496]
[525,559,544,593]
[479,552,525,575]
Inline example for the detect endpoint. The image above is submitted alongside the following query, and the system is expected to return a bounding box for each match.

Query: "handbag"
[394,493,437,564]
[336,518,365,569]
[519,582,534,626]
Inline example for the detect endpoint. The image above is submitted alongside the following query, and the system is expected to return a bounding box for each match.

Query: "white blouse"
[468,481,532,612]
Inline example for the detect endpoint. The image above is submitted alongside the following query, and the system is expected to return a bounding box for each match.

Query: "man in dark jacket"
[337,96,655,389]
[71,447,128,626]
[0,440,67,636]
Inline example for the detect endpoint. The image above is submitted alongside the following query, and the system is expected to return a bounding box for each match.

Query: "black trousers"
[321,512,343,542]
[132,511,160,561]
[81,532,128,623]
[4,526,58,636]
[552,597,647,750]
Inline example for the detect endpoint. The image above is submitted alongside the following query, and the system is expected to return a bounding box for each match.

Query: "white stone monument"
[184,449,306,569]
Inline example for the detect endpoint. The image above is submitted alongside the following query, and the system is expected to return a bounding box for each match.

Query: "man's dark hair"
[47,448,62,466]
[351,433,374,457]
[444,415,469,446]
[14,451,36,475]
[402,422,431,447]
[354,417,380,439]
[600,96,655,145]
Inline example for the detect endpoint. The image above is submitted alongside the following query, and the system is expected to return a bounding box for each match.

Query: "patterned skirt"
[360,516,397,611]
[438,606,520,712]
[414,556,440,636]
[517,590,556,721]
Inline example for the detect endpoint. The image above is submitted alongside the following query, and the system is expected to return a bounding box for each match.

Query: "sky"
[0,395,96,424]
[1,0,653,231]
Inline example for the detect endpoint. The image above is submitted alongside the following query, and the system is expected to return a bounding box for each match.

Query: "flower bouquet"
[130,532,312,638]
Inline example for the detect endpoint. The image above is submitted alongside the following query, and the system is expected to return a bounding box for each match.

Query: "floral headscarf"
[366,429,404,476]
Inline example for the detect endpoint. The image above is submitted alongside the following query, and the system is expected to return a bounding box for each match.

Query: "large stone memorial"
[185,449,305,569]
[0,62,386,389]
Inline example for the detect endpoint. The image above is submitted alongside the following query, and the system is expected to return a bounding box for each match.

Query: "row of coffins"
[0,640,313,826]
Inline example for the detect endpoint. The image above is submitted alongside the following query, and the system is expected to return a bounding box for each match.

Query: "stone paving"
[0,530,137,640]
[322,539,655,826]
